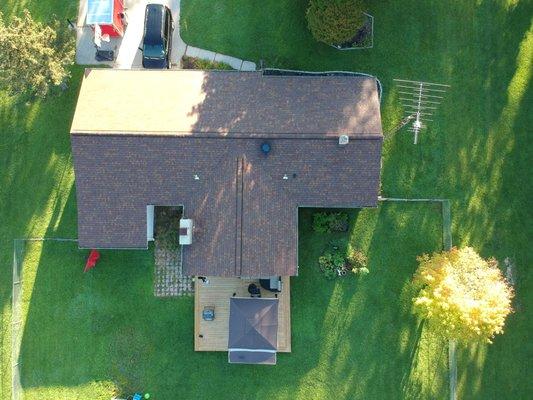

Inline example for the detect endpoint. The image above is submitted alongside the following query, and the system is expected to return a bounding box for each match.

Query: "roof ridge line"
[70,130,383,139]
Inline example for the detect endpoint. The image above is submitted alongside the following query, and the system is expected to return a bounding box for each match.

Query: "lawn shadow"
[329,202,447,400]
[16,201,445,399]
[269,203,446,400]
[376,3,532,395]
[0,67,83,398]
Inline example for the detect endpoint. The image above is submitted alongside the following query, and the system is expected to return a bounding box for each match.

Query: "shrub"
[318,251,334,270]
[324,268,338,280]
[353,266,369,276]
[319,249,344,267]
[306,0,366,45]
[313,212,332,233]
[312,212,349,233]
[347,248,367,269]
[329,212,349,232]
[318,245,369,280]
[413,247,514,343]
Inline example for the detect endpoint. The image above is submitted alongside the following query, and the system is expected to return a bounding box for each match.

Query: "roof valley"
[234,156,244,276]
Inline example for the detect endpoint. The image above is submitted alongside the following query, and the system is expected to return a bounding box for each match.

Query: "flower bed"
[318,241,369,280]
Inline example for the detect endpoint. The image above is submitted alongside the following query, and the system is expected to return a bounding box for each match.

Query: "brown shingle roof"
[71,69,383,277]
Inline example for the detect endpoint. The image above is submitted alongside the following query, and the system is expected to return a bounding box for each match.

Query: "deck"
[194,276,291,352]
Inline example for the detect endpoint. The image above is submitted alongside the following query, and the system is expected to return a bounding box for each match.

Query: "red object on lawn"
[84,249,100,272]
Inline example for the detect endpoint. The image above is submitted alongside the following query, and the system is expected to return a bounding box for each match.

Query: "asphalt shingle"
[71,70,383,277]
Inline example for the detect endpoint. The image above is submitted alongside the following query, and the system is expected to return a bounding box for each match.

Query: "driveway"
[76,0,186,68]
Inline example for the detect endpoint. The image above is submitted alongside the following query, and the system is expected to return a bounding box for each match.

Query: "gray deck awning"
[228,297,279,365]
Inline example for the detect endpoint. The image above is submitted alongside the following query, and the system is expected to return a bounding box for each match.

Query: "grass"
[0,0,530,398]
[0,2,81,397]
[16,204,446,399]
[181,1,532,398]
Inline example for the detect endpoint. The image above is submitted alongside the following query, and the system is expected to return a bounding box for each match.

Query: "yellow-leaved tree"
[413,247,513,343]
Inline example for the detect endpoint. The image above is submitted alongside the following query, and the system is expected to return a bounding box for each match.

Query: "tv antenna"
[390,79,449,144]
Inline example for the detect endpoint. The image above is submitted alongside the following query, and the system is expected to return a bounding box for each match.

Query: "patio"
[194,276,291,353]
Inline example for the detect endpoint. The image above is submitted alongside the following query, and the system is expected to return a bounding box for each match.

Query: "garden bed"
[181,55,233,70]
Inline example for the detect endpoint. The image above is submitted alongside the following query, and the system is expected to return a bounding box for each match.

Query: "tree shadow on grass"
[329,202,447,400]
[0,67,83,398]
[17,201,444,399]
[377,4,532,395]
[270,202,446,400]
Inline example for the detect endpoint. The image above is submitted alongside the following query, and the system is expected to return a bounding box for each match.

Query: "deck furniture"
[202,306,215,321]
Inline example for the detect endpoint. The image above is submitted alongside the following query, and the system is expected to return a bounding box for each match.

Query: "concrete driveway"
[76,0,186,68]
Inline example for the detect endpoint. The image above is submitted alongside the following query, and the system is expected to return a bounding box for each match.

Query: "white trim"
[229,348,277,353]
[146,205,155,241]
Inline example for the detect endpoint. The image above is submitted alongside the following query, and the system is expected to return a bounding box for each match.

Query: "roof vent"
[260,142,271,155]
[339,135,349,145]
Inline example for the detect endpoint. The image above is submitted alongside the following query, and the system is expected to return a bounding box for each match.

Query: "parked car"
[141,4,173,69]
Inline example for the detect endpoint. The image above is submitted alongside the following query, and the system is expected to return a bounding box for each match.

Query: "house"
[70,68,383,363]
[71,68,382,276]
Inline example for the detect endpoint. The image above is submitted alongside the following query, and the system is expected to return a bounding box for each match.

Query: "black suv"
[142,4,173,69]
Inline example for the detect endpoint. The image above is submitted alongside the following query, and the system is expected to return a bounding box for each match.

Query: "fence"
[380,197,456,400]
[11,239,25,400]
[261,68,383,101]
[10,199,455,398]
[11,238,78,400]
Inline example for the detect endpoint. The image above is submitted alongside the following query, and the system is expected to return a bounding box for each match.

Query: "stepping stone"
[214,53,243,70]
[241,61,256,71]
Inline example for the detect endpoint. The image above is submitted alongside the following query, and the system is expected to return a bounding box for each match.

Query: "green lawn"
[0,0,81,396]
[181,1,532,398]
[16,204,446,399]
[0,0,531,398]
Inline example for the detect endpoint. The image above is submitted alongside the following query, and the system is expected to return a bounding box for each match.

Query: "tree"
[306,0,366,45]
[413,247,513,343]
[0,10,74,98]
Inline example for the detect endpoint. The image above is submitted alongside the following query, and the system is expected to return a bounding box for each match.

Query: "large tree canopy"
[0,10,74,98]
[413,247,513,343]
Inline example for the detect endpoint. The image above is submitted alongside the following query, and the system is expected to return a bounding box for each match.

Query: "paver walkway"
[184,45,256,71]
[154,239,194,296]
[153,207,194,297]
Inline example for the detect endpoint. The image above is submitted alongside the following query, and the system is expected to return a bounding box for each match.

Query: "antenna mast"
[393,79,449,144]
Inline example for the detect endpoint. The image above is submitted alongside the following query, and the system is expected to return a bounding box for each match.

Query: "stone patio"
[153,206,194,297]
